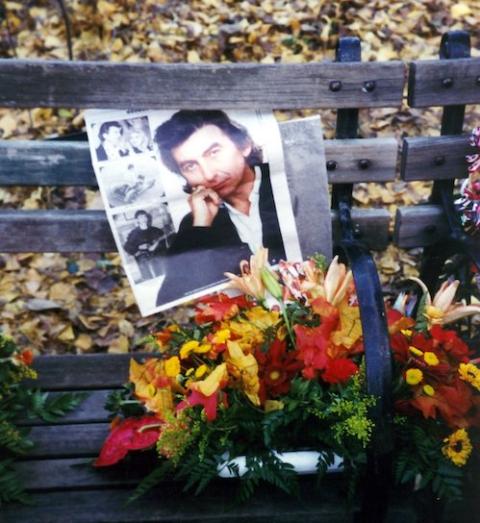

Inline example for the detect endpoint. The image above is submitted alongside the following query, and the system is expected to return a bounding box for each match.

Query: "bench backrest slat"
[394,205,447,248]
[0,59,405,109]
[400,135,470,181]
[408,58,480,107]
[0,137,398,186]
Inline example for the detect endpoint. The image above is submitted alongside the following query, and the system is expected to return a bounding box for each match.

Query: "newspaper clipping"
[85,109,302,316]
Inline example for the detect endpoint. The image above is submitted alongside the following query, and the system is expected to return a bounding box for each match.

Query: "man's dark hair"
[153,110,263,175]
[134,209,152,226]
[98,121,123,141]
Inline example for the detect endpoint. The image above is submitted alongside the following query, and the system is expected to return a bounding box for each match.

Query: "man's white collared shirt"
[223,167,263,254]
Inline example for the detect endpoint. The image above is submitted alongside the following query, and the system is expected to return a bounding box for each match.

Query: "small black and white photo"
[91,116,153,162]
[111,204,175,313]
[98,157,164,209]
[125,116,154,155]
[113,204,174,282]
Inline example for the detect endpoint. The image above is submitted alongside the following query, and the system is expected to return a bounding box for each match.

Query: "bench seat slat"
[31,353,140,390]
[394,205,448,248]
[2,479,354,523]
[408,58,480,107]
[0,138,397,187]
[0,208,390,252]
[18,390,112,426]
[27,422,109,457]
[401,135,469,181]
[16,457,137,490]
[0,59,405,109]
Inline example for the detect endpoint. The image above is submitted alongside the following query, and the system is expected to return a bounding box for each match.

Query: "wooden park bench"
[2,30,479,522]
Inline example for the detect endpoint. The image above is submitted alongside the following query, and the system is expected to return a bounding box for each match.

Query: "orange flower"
[225,248,269,300]
[410,278,480,326]
[323,256,353,306]
[129,358,174,417]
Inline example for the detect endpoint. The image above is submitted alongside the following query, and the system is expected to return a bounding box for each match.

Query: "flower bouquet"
[96,250,480,505]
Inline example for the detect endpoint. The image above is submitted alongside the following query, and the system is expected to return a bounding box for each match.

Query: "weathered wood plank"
[17,390,112,425]
[4,478,355,523]
[16,457,136,490]
[27,422,109,457]
[280,117,331,260]
[0,210,117,252]
[333,208,391,251]
[408,58,480,107]
[0,59,405,109]
[0,140,96,186]
[400,135,470,181]
[0,208,390,252]
[31,353,144,390]
[0,137,398,187]
[393,205,448,248]
[325,138,398,183]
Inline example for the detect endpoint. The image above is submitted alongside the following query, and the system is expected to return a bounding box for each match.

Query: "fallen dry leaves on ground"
[0,0,478,354]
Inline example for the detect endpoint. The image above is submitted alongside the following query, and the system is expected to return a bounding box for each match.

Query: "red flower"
[19,349,34,366]
[177,389,227,421]
[390,331,410,363]
[154,329,173,347]
[430,325,470,362]
[387,309,415,334]
[311,296,338,322]
[410,379,474,428]
[95,416,162,467]
[294,324,329,379]
[255,338,302,403]
[322,358,359,384]
[194,293,251,323]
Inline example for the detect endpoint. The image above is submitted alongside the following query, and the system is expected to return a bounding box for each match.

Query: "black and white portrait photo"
[91,116,153,163]
[111,204,175,309]
[152,110,288,308]
[98,158,164,209]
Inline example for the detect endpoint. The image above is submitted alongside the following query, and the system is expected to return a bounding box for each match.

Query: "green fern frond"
[128,460,174,504]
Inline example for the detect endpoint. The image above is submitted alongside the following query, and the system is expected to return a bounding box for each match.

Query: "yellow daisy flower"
[458,363,480,391]
[405,368,423,385]
[423,352,439,366]
[442,429,473,467]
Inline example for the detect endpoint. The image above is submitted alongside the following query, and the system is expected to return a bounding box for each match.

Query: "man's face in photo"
[171,124,252,200]
[103,125,122,145]
[136,213,149,228]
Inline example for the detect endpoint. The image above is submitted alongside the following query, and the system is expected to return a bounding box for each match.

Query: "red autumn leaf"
[95,416,162,467]
[194,293,251,323]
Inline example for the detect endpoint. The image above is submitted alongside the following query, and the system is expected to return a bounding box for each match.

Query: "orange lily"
[411,278,480,325]
[323,256,353,306]
[224,247,268,300]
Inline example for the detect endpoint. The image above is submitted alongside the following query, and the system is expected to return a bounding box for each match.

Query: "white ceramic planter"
[217,451,343,478]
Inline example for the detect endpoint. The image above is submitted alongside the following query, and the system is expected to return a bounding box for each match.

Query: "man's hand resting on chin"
[189,185,222,226]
